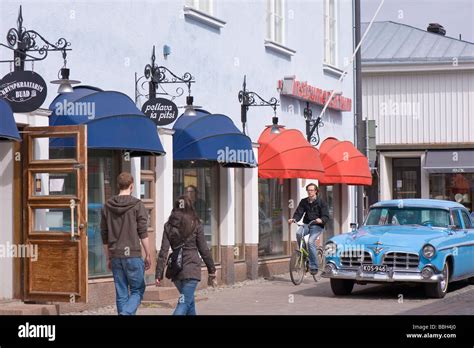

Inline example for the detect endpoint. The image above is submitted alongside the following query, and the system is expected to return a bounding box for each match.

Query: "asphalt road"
[134,273,474,315]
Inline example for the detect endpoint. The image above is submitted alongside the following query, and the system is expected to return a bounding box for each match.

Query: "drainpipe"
[354,0,364,225]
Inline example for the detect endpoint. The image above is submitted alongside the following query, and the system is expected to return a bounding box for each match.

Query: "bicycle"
[289,220,326,285]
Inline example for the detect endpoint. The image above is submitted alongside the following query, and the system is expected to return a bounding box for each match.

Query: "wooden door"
[23,125,88,303]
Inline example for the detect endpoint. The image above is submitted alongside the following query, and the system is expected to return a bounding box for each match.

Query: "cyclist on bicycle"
[288,183,329,275]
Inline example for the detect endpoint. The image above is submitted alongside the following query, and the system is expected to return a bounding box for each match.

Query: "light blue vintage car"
[322,199,474,298]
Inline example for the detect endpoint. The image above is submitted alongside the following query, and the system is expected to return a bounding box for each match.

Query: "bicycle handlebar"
[292,220,318,226]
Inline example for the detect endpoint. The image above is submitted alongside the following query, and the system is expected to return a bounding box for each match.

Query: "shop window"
[32,172,76,196]
[266,0,285,45]
[429,173,473,213]
[392,158,421,199]
[258,178,290,258]
[186,0,213,15]
[174,164,220,263]
[234,168,245,261]
[323,0,337,66]
[140,156,152,171]
[320,185,334,240]
[87,150,120,277]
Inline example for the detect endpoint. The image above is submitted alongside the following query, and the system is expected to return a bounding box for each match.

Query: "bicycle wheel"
[312,248,325,282]
[290,250,306,285]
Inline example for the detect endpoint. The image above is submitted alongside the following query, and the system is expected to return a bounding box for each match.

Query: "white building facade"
[362,21,474,212]
[0,0,358,308]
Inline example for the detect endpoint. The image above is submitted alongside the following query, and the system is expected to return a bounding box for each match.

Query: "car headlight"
[422,244,436,259]
[324,242,337,257]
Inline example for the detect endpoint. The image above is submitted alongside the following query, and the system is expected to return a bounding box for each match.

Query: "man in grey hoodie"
[100,172,151,315]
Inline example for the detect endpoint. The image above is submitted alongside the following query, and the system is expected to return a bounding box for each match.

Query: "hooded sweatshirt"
[100,195,148,258]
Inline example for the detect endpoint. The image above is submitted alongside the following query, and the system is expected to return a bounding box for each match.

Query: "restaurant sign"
[0,71,47,113]
[141,97,178,126]
[278,76,352,111]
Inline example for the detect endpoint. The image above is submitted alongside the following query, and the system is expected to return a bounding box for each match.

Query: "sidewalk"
[63,273,474,315]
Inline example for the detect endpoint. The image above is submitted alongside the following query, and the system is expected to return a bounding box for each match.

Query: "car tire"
[424,262,449,298]
[330,278,354,296]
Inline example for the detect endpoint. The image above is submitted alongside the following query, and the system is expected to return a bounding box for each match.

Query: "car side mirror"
[350,223,358,231]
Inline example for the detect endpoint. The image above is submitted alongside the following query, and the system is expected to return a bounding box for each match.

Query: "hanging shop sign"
[277,76,352,112]
[141,97,178,126]
[0,71,48,113]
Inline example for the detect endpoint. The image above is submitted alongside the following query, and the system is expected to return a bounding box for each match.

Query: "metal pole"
[355,0,364,224]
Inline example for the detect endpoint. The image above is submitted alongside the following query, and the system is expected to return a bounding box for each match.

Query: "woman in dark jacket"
[155,196,216,315]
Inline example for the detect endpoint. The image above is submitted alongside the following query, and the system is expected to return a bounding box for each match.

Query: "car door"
[448,209,468,278]
[460,210,474,277]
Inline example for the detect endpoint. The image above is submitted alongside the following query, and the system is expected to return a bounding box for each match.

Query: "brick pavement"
[65,273,474,315]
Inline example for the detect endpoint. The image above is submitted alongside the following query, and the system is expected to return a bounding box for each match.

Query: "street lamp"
[50,50,81,93]
[238,75,281,135]
[0,6,73,71]
[304,102,324,145]
[183,95,198,117]
[135,45,196,111]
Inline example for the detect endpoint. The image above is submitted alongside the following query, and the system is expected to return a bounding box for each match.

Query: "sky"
[361,0,474,42]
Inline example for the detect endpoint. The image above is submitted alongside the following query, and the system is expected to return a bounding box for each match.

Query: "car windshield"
[364,207,451,228]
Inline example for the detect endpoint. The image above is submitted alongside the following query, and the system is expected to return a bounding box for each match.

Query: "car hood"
[331,225,448,248]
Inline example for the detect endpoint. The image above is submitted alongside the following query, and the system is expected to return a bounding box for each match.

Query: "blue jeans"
[296,224,323,271]
[111,257,146,315]
[173,279,199,315]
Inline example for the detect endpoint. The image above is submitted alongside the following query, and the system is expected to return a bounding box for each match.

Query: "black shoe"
[310,269,318,275]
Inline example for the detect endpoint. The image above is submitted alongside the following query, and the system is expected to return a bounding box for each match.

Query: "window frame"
[173,163,221,264]
[323,0,338,67]
[140,156,156,233]
[258,178,291,260]
[266,0,286,45]
[186,0,214,16]
[451,209,463,229]
[461,210,473,229]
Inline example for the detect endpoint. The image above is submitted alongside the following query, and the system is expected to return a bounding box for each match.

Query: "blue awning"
[49,86,164,156]
[0,98,21,141]
[173,110,256,167]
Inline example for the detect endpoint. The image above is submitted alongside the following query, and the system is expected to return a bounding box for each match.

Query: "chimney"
[427,23,446,36]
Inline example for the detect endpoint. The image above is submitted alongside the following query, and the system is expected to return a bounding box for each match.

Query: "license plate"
[362,264,387,272]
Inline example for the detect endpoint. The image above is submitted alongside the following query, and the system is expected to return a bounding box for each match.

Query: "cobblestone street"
[66,274,474,315]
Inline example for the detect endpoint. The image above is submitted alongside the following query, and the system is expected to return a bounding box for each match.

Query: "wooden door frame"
[140,156,156,280]
[13,134,23,299]
[22,125,88,302]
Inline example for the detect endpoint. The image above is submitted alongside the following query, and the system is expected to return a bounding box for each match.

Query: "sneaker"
[310,269,318,275]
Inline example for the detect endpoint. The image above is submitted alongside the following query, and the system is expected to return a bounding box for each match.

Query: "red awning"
[319,137,372,185]
[258,127,324,179]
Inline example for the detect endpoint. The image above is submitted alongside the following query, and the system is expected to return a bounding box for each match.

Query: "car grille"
[383,252,419,270]
[340,251,372,267]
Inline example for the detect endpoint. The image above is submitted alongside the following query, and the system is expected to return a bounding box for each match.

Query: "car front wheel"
[330,278,354,296]
[424,262,449,298]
